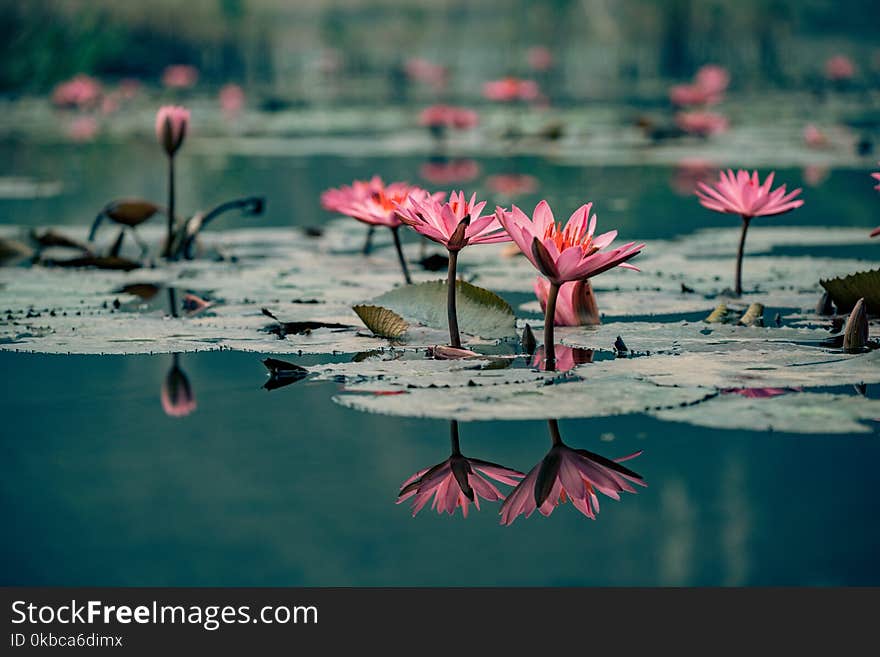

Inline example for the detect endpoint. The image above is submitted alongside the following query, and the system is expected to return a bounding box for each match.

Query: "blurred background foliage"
[1,0,878,101]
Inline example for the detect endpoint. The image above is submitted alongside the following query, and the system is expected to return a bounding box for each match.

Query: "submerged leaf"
[369,280,515,339]
[352,304,409,338]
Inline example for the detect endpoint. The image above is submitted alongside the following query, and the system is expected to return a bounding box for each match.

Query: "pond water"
[2,349,879,587]
[2,131,879,586]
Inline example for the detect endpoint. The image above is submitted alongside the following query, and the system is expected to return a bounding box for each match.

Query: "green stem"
[735,216,751,296]
[446,250,461,348]
[543,282,560,370]
[164,156,176,260]
[391,226,411,285]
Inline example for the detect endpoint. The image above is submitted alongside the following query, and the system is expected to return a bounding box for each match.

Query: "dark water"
[1,349,879,586]
[2,141,878,240]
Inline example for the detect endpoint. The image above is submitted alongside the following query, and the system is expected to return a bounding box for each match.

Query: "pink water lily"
[694,64,730,95]
[52,74,102,110]
[320,176,382,214]
[398,421,524,518]
[331,178,442,284]
[497,200,642,369]
[500,420,645,525]
[156,105,190,259]
[497,201,643,286]
[483,77,540,102]
[418,105,479,130]
[872,164,880,192]
[696,169,804,295]
[825,55,855,81]
[534,277,600,326]
[162,64,199,89]
[396,191,510,348]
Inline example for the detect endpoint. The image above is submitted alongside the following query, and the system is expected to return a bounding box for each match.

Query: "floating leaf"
[369,279,515,339]
[352,304,408,339]
[820,269,880,314]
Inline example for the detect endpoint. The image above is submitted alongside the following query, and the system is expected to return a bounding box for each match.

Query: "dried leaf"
[352,304,408,338]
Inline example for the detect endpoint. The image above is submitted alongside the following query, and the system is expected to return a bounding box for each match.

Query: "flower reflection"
[500,420,645,525]
[531,345,594,372]
[397,420,524,517]
[161,353,197,417]
[419,159,480,186]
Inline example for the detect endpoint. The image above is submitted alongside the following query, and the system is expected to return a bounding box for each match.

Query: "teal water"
[1,349,878,586]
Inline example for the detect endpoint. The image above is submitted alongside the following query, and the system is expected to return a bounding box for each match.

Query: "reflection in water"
[397,420,524,518]
[531,345,594,372]
[160,353,197,417]
[500,419,645,525]
[261,357,309,391]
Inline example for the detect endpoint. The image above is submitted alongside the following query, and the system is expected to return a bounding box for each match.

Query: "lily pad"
[820,269,880,314]
[368,279,515,339]
[352,304,408,339]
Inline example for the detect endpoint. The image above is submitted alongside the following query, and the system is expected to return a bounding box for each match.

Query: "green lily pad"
[820,269,880,314]
[368,279,515,339]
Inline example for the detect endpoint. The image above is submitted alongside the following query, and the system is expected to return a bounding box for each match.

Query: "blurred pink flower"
[872,164,880,191]
[500,423,645,525]
[66,116,99,142]
[669,84,720,107]
[527,46,554,71]
[405,58,448,89]
[161,358,196,417]
[483,77,540,102]
[321,176,383,214]
[219,83,245,117]
[155,105,190,157]
[534,277,600,326]
[418,104,479,129]
[419,159,480,185]
[335,179,439,228]
[162,64,199,89]
[398,426,524,518]
[396,190,509,251]
[486,174,539,197]
[530,345,594,372]
[496,200,643,285]
[52,74,102,110]
[675,111,729,136]
[803,124,829,148]
[696,170,803,219]
[695,64,730,95]
[825,55,855,81]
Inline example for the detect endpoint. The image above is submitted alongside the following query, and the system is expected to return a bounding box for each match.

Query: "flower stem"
[547,419,562,446]
[391,226,412,285]
[164,156,176,260]
[735,216,751,296]
[450,419,461,455]
[543,282,560,370]
[362,225,375,255]
[446,249,461,348]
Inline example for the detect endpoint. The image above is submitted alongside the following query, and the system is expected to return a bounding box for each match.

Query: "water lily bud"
[843,298,868,352]
[156,105,190,157]
[521,323,537,355]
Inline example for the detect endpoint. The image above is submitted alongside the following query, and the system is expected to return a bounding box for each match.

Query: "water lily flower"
[161,354,196,417]
[156,105,190,259]
[219,83,245,118]
[496,200,643,369]
[675,111,729,136]
[321,176,386,255]
[51,74,102,110]
[696,169,803,295]
[694,64,730,95]
[483,77,540,102]
[405,58,448,90]
[418,105,479,131]
[396,191,510,347]
[398,421,524,518]
[872,164,880,192]
[500,420,645,525]
[534,277,600,326]
[527,46,554,72]
[419,159,480,185]
[669,64,728,107]
[333,178,441,284]
[825,55,855,81]
[161,64,199,89]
